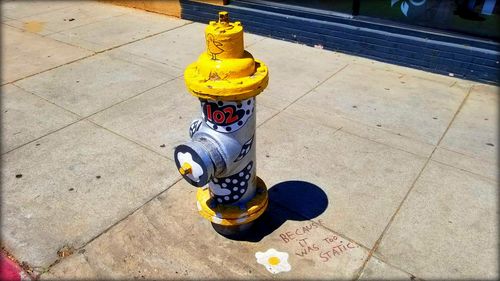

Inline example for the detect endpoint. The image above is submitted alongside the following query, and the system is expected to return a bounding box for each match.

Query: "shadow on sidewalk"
[214,180,329,242]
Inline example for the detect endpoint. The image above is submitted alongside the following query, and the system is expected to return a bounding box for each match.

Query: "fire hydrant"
[174,12,269,235]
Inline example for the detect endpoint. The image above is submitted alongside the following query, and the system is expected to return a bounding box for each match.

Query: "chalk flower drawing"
[255,248,291,274]
[391,0,426,16]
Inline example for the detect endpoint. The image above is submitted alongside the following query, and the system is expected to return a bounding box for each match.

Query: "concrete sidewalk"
[1,1,498,280]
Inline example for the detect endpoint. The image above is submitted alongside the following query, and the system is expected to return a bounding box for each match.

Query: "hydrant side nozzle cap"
[174,142,215,187]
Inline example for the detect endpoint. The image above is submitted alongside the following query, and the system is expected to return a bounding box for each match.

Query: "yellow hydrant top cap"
[184,12,268,101]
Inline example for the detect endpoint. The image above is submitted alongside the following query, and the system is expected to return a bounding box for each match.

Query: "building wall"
[102,0,499,84]
[181,0,499,85]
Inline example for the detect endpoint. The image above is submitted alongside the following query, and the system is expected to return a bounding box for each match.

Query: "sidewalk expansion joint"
[1,117,84,156]
[3,21,193,87]
[43,176,184,277]
[257,63,350,129]
[353,155,431,281]
[86,118,174,162]
[39,9,135,38]
[92,21,194,56]
[435,84,474,148]
[354,84,474,281]
[430,158,497,183]
[82,77,179,120]
[11,83,81,117]
[2,78,174,157]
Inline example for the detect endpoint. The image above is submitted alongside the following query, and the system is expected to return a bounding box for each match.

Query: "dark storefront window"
[359,0,499,40]
[239,0,355,15]
[237,0,499,40]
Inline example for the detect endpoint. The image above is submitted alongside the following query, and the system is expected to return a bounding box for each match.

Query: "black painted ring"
[174,144,210,187]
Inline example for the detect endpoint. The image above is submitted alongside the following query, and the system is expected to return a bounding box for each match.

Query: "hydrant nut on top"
[174,12,269,235]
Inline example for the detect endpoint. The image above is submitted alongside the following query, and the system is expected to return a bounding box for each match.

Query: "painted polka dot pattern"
[208,161,253,204]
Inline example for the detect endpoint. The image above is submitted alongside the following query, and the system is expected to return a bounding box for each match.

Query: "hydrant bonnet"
[184,12,269,101]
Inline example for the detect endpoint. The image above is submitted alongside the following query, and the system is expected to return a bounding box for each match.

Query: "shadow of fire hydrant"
[216,180,329,242]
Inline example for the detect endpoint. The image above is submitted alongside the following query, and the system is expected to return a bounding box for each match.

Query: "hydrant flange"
[196,177,268,226]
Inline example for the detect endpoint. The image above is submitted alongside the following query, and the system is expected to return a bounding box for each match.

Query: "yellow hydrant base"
[196,177,268,226]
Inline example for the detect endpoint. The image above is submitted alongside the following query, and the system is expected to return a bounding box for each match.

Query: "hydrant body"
[174,12,269,233]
